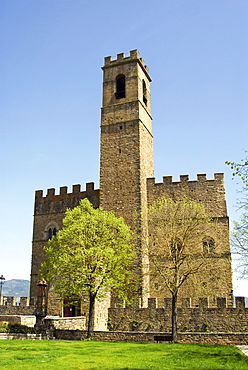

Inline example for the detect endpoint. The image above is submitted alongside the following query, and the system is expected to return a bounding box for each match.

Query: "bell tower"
[100,50,154,302]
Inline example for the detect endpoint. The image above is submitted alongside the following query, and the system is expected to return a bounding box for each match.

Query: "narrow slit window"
[115,74,126,99]
[143,80,147,105]
[48,227,57,240]
[48,228,53,240]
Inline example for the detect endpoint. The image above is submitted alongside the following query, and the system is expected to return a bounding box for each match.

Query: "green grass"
[0,340,247,370]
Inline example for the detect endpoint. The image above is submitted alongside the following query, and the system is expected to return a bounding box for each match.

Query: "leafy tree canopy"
[40,198,136,337]
[226,154,248,186]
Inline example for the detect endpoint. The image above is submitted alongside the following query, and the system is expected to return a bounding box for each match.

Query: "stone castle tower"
[30,50,233,319]
[100,50,154,302]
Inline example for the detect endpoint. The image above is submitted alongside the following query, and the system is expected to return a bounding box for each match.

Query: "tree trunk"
[87,292,96,339]
[171,292,178,342]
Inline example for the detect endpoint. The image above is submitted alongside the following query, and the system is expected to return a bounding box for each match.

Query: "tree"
[232,211,248,278]
[147,197,216,342]
[226,154,248,187]
[226,154,248,278]
[40,199,136,338]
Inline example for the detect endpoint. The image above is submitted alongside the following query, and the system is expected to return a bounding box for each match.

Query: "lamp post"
[0,275,5,305]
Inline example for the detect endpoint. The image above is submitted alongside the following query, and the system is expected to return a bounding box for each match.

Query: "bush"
[0,322,8,332]
[0,323,36,334]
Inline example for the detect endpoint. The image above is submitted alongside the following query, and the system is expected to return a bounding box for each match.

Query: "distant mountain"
[2,279,30,298]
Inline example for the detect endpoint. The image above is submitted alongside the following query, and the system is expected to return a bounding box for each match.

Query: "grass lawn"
[0,340,247,370]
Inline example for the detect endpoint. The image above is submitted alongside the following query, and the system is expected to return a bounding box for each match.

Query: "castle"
[29,50,233,325]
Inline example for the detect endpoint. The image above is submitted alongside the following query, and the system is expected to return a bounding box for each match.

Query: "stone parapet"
[45,316,86,330]
[0,315,35,327]
[34,182,99,215]
[147,173,227,218]
[103,50,150,80]
[107,297,248,333]
[0,296,35,316]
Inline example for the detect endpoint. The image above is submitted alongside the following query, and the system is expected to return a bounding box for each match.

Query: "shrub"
[6,323,36,334]
[0,322,8,332]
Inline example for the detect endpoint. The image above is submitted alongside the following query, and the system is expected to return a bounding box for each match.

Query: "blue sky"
[1,0,248,296]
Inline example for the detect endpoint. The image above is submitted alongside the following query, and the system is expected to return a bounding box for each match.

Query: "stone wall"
[53,330,248,345]
[0,315,35,327]
[100,50,154,303]
[146,174,233,305]
[108,297,248,333]
[0,297,35,316]
[45,316,86,330]
[0,333,41,340]
[30,182,99,314]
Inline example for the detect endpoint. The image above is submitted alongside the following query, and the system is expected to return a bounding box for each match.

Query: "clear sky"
[1,0,247,296]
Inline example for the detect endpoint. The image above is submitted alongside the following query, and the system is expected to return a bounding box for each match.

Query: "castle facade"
[30,50,233,323]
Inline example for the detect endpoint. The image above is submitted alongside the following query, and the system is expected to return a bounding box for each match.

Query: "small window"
[143,80,147,105]
[48,227,57,240]
[202,237,215,253]
[115,74,126,99]
[44,221,59,241]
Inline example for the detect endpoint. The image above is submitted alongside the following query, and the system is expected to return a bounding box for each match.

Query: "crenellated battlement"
[147,173,224,187]
[147,173,227,218]
[111,296,244,310]
[0,296,31,307]
[35,182,98,198]
[108,296,248,333]
[34,182,100,215]
[0,297,35,317]
[103,49,150,76]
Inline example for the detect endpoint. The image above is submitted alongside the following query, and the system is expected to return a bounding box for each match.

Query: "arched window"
[44,221,59,241]
[115,74,126,99]
[48,227,57,240]
[202,237,215,253]
[48,228,53,240]
[143,80,147,105]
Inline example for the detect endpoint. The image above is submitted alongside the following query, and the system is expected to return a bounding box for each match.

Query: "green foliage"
[6,323,36,334]
[226,155,248,186]
[226,154,248,278]
[0,322,36,334]
[40,199,136,336]
[0,322,8,332]
[232,211,248,278]
[41,199,135,299]
[0,340,247,370]
[202,322,209,332]
[131,320,143,331]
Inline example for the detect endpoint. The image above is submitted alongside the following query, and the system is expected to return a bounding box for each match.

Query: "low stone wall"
[45,316,86,330]
[53,330,248,345]
[108,297,248,333]
[0,333,41,340]
[0,315,36,327]
[0,297,35,316]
